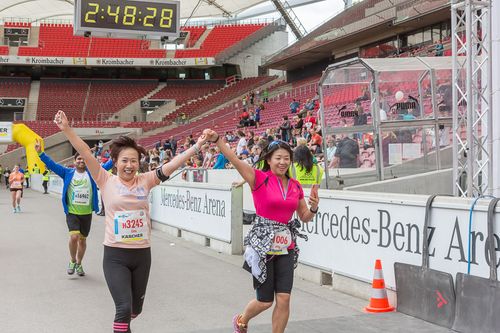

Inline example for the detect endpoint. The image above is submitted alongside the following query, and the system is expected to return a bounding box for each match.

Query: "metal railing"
[182,17,278,28]
[0,17,278,28]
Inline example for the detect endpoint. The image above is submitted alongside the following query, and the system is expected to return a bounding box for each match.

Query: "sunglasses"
[268,140,290,149]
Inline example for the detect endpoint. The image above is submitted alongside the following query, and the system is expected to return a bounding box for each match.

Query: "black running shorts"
[253,251,294,302]
[66,213,92,238]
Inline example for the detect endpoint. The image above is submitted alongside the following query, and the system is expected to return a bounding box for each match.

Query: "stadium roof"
[0,0,269,22]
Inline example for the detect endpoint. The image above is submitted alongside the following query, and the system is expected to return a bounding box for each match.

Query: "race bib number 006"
[267,229,292,255]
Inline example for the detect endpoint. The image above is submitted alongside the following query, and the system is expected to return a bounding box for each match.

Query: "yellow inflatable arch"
[12,123,46,174]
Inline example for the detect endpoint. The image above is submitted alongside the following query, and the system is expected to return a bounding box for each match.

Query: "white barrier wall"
[33,170,500,293]
[150,181,243,254]
[297,191,499,290]
[30,173,63,194]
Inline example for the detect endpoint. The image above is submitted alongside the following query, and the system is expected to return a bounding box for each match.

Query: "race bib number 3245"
[114,210,149,243]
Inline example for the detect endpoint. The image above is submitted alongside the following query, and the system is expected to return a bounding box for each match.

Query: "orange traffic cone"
[364,259,395,313]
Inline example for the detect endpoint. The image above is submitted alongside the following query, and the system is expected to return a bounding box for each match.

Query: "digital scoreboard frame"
[74,0,180,39]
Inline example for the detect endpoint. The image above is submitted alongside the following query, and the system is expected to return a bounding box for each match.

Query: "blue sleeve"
[102,159,113,171]
[39,152,68,178]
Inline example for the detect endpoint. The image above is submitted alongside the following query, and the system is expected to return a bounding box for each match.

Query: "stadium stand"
[159,76,274,122]
[15,23,268,59]
[88,38,165,58]
[175,24,267,58]
[4,22,31,28]
[127,76,275,132]
[0,77,31,97]
[150,81,225,106]
[84,79,158,120]
[36,78,158,121]
[183,26,207,48]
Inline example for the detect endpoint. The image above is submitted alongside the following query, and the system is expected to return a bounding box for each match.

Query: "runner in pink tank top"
[202,129,320,333]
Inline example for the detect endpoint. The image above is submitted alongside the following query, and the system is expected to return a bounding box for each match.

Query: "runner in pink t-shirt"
[202,129,320,333]
[54,110,209,333]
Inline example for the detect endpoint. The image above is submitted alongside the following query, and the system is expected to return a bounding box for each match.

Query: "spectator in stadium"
[293,115,303,132]
[0,164,3,183]
[170,136,177,155]
[23,166,30,188]
[188,135,196,146]
[250,145,262,165]
[353,102,368,126]
[325,136,337,163]
[239,109,250,127]
[356,87,370,103]
[4,167,11,188]
[155,140,162,150]
[308,128,323,154]
[403,109,416,120]
[290,145,324,188]
[203,147,216,168]
[262,89,269,103]
[236,131,248,156]
[382,131,398,166]
[98,140,104,155]
[246,131,255,150]
[102,150,111,163]
[279,116,292,143]
[242,95,248,111]
[248,110,256,127]
[435,40,444,56]
[254,105,261,128]
[304,111,317,131]
[180,112,188,124]
[378,103,388,122]
[250,91,255,105]
[162,139,171,152]
[289,99,300,113]
[213,145,230,169]
[304,99,315,111]
[333,135,359,168]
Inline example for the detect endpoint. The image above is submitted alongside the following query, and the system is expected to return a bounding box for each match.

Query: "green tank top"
[67,171,93,215]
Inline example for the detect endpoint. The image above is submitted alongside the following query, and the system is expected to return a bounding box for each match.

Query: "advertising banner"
[298,192,499,289]
[0,55,215,67]
[0,122,13,143]
[150,183,233,242]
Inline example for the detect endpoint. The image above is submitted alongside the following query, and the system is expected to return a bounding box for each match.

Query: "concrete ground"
[0,187,454,333]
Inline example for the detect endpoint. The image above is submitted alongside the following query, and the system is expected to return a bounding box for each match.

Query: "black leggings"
[103,246,151,333]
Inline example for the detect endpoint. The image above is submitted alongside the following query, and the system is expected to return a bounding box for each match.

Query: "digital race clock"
[74,0,180,39]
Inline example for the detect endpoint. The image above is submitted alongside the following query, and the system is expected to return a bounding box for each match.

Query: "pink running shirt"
[251,169,304,224]
[93,166,160,249]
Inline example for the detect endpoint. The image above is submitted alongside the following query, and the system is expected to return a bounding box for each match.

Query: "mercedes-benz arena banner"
[298,191,499,290]
[0,122,13,143]
[150,182,233,242]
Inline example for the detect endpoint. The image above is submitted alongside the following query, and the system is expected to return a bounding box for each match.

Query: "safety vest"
[290,163,323,187]
[42,172,50,181]
[33,167,40,174]
[24,170,30,178]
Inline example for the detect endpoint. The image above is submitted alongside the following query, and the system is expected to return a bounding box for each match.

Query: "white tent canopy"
[0,0,269,23]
